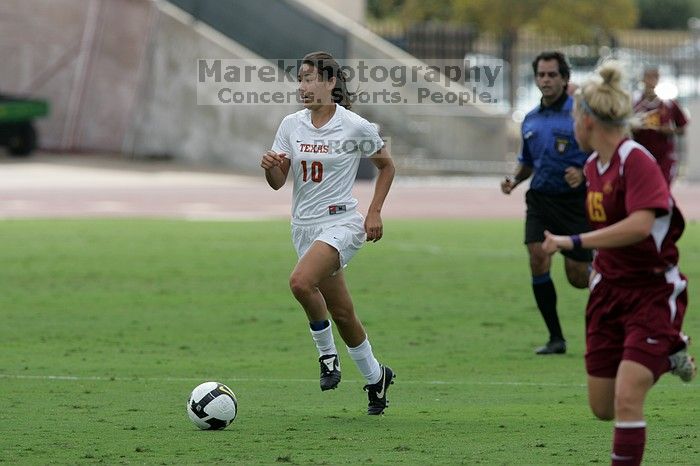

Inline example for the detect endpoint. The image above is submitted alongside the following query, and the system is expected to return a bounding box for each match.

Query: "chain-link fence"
[370,23,699,110]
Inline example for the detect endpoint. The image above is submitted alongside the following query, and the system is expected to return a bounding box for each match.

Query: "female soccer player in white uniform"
[261,51,395,415]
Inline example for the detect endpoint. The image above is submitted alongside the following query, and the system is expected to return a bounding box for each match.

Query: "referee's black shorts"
[524,188,593,263]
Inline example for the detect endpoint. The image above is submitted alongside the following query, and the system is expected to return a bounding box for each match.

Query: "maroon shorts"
[585,269,688,381]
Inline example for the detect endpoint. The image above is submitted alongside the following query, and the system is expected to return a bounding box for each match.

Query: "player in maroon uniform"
[542,62,696,466]
[631,66,689,186]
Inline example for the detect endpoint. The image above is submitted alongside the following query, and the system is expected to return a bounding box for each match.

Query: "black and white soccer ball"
[186,381,238,430]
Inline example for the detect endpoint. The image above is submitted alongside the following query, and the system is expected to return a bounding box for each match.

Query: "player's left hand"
[542,230,573,254]
[365,212,383,242]
[564,166,584,188]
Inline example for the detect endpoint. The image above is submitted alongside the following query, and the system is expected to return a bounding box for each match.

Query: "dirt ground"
[1,153,698,221]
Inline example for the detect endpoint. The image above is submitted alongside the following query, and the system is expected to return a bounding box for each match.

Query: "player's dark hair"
[532,51,571,84]
[301,51,354,109]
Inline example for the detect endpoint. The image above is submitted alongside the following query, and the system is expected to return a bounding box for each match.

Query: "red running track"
[1,154,698,221]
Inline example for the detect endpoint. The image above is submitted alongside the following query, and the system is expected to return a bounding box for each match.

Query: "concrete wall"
[127,1,297,172]
[1,0,508,174]
[168,0,348,65]
[0,0,297,172]
[682,99,700,182]
[323,0,367,24]
[162,0,510,173]
[0,0,153,152]
[289,0,510,172]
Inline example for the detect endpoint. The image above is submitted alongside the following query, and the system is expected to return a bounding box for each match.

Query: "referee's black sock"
[532,273,564,342]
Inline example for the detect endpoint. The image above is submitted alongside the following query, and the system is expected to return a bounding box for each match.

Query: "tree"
[367,0,407,20]
[534,0,638,38]
[636,0,699,29]
[398,0,454,23]
[369,0,639,108]
[452,0,637,108]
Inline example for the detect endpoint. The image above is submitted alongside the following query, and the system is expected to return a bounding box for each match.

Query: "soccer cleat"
[669,348,697,382]
[535,339,567,355]
[319,354,341,391]
[364,365,395,415]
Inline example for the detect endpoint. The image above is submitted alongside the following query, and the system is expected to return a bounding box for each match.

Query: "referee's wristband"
[570,234,583,250]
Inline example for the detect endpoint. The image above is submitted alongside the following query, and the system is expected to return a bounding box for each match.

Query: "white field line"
[0,373,694,389]
[0,372,583,387]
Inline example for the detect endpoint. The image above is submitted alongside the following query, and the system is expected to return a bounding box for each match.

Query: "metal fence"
[368,22,699,176]
[370,23,700,110]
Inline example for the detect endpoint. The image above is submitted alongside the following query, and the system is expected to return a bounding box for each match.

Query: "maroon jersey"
[632,97,688,163]
[583,139,685,286]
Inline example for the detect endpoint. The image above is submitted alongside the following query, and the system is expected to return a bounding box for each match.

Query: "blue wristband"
[570,234,582,250]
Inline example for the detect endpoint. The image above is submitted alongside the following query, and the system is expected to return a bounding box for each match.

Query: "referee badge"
[555,137,569,154]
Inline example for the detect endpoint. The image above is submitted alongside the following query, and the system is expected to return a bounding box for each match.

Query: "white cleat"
[669,348,697,382]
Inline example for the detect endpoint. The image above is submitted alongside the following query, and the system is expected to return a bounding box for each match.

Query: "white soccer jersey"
[271,104,384,223]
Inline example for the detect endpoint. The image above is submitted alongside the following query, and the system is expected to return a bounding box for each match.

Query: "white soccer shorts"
[292,211,366,271]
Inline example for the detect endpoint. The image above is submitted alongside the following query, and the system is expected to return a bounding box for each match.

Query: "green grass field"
[0,219,697,465]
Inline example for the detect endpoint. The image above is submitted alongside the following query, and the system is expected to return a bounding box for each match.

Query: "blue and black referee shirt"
[518,92,589,195]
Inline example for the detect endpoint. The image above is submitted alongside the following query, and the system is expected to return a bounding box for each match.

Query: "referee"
[501,51,592,355]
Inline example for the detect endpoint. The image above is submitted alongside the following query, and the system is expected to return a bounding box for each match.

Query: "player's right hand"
[564,166,584,188]
[542,230,573,254]
[261,150,287,170]
[500,176,515,195]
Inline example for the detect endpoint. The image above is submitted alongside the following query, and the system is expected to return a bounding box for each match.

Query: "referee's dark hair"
[532,51,571,84]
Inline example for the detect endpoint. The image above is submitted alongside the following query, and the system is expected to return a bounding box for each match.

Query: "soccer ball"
[186,381,238,430]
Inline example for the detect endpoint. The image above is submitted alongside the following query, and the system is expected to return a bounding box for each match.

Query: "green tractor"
[0,95,49,157]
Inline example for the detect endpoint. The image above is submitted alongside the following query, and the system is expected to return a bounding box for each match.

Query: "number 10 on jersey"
[301,161,324,182]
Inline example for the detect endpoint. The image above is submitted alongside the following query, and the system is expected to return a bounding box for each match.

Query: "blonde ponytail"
[576,61,632,126]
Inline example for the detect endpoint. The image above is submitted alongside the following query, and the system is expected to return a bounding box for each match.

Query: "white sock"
[310,323,337,357]
[347,338,381,384]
